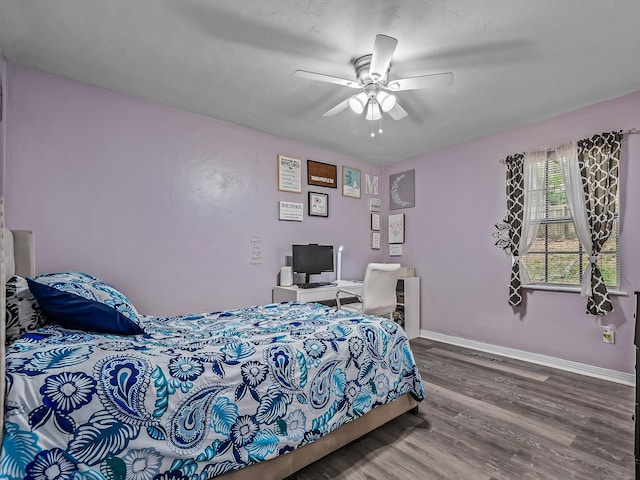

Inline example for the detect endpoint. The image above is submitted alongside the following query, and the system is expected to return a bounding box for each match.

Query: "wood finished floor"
[297,338,635,480]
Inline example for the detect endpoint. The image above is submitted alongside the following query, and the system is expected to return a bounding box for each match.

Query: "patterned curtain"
[505,154,524,306]
[577,131,622,315]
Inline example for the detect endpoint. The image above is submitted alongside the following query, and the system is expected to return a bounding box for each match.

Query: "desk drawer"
[299,287,362,304]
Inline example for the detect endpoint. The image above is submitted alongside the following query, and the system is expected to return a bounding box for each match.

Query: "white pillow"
[3,228,15,282]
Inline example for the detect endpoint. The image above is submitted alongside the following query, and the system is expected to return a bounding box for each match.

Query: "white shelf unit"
[393,277,421,340]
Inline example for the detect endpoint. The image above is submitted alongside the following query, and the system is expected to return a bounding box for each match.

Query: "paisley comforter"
[1,301,424,480]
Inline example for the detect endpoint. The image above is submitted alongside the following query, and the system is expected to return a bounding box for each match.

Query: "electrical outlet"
[602,326,615,344]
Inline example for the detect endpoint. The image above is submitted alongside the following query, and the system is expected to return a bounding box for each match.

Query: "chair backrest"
[360,263,401,316]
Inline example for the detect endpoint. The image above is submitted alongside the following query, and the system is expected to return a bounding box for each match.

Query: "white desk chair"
[335,263,401,318]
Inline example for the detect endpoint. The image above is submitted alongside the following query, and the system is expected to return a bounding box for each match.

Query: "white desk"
[273,277,421,340]
[272,281,363,304]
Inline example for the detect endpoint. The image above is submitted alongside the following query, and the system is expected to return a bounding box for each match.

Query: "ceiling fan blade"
[386,72,454,91]
[323,97,352,117]
[370,34,398,82]
[295,70,360,88]
[388,103,408,120]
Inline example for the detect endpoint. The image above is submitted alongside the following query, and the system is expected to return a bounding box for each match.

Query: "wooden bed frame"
[0,196,420,479]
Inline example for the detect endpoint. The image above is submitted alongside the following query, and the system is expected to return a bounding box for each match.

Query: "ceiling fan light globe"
[376,91,397,112]
[366,102,382,121]
[348,94,367,114]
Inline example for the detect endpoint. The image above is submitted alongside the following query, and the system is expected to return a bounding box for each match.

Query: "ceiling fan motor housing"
[354,54,390,87]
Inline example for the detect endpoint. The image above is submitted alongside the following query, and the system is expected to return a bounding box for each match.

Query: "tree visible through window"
[521,153,619,288]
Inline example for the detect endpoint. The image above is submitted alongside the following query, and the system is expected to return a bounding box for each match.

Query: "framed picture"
[371,232,381,250]
[278,201,303,222]
[371,213,380,231]
[307,160,337,188]
[389,169,415,210]
[389,213,405,243]
[389,244,403,256]
[308,191,329,217]
[277,154,302,193]
[342,166,361,198]
[369,197,381,212]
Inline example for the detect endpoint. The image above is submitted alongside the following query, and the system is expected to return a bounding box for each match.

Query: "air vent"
[468,352,502,363]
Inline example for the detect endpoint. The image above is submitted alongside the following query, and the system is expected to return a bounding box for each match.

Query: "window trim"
[522,283,627,296]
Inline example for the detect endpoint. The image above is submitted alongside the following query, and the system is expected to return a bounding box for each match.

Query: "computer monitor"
[292,244,334,281]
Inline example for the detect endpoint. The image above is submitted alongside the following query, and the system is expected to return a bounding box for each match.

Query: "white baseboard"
[420,330,634,386]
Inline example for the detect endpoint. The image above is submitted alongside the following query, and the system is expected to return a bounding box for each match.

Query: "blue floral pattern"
[1,302,424,479]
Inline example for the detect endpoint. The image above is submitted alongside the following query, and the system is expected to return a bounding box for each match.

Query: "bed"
[0,198,424,480]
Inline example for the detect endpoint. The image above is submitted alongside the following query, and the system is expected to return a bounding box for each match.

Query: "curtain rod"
[499,128,638,164]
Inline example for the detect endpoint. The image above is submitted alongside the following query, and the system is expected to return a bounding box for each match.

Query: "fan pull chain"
[371,116,375,138]
[379,116,383,134]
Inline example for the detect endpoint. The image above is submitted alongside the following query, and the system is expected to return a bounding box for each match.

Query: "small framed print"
[342,166,361,198]
[389,244,403,256]
[278,154,302,193]
[307,160,337,188]
[371,213,380,231]
[389,213,405,244]
[308,191,329,217]
[371,232,381,250]
[369,197,381,212]
[278,201,303,222]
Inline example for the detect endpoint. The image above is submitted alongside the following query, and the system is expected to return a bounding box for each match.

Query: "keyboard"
[297,281,336,289]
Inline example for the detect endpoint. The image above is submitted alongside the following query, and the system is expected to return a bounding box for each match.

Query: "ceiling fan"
[295,34,454,130]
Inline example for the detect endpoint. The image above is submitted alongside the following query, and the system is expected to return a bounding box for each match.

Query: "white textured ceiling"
[1,0,639,165]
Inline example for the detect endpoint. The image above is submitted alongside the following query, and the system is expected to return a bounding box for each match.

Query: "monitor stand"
[297,273,314,285]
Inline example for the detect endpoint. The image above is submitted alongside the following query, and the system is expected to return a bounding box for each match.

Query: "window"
[521,153,619,288]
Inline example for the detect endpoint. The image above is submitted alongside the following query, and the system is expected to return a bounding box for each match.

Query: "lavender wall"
[384,90,640,374]
[0,50,5,196]
[4,65,384,315]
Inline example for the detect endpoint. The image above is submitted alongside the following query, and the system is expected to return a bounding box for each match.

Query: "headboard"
[0,197,36,441]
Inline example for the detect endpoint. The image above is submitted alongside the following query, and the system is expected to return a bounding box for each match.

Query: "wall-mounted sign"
[278,201,303,221]
[389,244,403,256]
[308,191,329,217]
[365,174,379,195]
[307,160,337,188]
[389,169,415,210]
[371,213,380,231]
[342,166,361,199]
[389,213,405,244]
[278,154,302,193]
[371,232,381,250]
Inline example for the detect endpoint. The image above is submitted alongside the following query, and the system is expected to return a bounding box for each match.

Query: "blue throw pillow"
[26,272,144,335]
